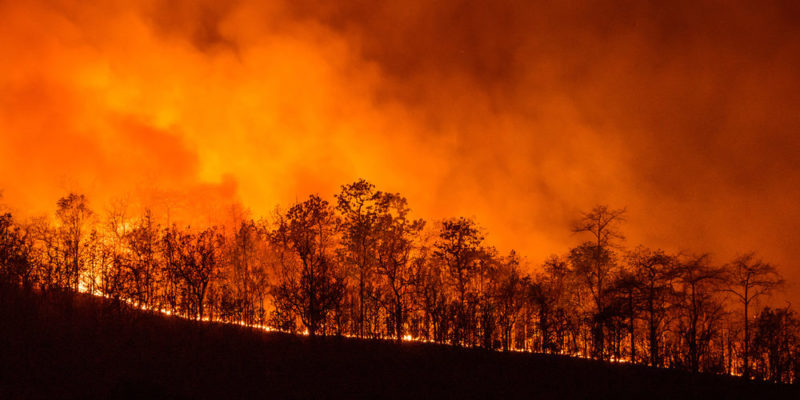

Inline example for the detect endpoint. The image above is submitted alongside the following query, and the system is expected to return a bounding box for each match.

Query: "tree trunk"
[629,292,635,362]
[743,298,750,379]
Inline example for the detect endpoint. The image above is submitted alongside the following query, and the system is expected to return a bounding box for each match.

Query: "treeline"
[0,180,798,383]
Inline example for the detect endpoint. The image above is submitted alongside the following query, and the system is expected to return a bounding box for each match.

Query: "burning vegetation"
[0,180,797,384]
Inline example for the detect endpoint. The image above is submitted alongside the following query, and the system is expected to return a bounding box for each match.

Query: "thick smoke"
[1,0,799,298]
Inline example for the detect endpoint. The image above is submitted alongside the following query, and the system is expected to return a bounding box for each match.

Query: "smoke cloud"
[1,0,799,299]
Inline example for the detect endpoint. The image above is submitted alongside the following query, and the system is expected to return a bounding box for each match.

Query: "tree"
[271,195,344,336]
[608,269,640,362]
[228,219,266,324]
[674,254,725,373]
[163,226,223,319]
[411,245,448,342]
[475,247,500,349]
[495,252,526,351]
[0,213,33,289]
[568,205,625,359]
[751,306,800,383]
[102,201,131,303]
[724,253,784,379]
[335,179,381,337]
[373,192,424,341]
[529,255,572,353]
[125,210,161,309]
[30,217,68,292]
[434,217,484,345]
[55,193,93,291]
[626,246,677,366]
[98,230,127,306]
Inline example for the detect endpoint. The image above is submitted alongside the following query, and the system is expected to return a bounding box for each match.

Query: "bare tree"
[674,254,725,373]
[723,253,784,379]
[569,205,625,359]
[626,246,677,366]
[55,193,93,291]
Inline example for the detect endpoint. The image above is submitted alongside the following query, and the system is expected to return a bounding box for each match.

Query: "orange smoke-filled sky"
[1,0,799,296]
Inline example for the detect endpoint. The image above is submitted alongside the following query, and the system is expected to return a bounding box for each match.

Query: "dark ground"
[0,287,797,399]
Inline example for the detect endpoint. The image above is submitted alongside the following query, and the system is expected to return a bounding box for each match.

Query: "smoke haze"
[1,0,799,298]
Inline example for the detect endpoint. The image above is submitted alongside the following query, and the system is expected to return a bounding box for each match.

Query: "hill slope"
[0,287,796,399]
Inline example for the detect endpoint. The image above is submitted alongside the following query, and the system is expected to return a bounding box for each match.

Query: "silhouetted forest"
[1,180,799,386]
[2,286,796,399]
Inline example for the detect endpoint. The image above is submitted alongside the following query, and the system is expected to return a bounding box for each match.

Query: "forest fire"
[2,0,800,397]
[1,185,796,384]
[2,0,800,299]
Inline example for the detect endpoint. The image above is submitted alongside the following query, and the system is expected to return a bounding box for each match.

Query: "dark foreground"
[0,287,796,399]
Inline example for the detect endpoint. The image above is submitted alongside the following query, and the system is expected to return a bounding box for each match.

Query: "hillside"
[0,287,796,400]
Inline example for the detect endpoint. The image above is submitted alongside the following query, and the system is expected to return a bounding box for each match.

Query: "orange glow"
[2,1,799,305]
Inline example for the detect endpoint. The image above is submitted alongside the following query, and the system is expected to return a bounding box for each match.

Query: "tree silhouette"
[0,213,33,289]
[271,195,344,336]
[608,269,640,362]
[55,193,93,291]
[751,306,800,382]
[626,247,677,366]
[569,205,625,359]
[163,226,223,319]
[412,244,448,342]
[227,219,266,324]
[2,188,799,384]
[373,192,424,341]
[124,210,161,309]
[336,179,380,337]
[724,253,784,379]
[674,254,725,373]
[495,252,525,351]
[434,217,484,345]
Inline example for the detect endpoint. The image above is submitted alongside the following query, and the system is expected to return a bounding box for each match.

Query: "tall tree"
[495,252,526,351]
[674,254,725,373]
[104,201,131,303]
[412,245,448,342]
[475,247,500,349]
[229,219,264,324]
[373,192,424,341]
[125,210,161,309]
[335,179,380,337]
[55,193,93,291]
[626,246,677,366]
[608,269,640,362]
[0,213,33,289]
[271,195,344,336]
[163,226,224,319]
[434,217,484,345]
[751,306,800,383]
[724,253,784,379]
[568,205,625,359]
